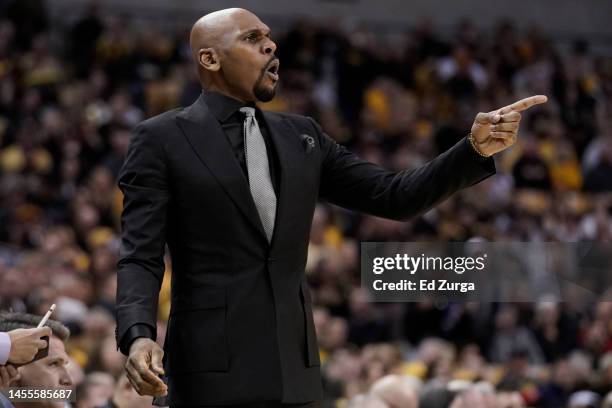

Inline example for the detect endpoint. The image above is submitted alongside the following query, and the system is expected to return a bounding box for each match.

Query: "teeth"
[265,61,279,80]
[267,61,279,74]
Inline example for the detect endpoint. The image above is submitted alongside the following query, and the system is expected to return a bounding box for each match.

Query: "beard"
[253,74,277,102]
[252,58,279,102]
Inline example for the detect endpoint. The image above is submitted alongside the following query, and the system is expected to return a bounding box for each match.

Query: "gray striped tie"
[240,107,277,242]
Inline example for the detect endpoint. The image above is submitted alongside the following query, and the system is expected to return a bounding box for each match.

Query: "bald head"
[349,395,389,408]
[370,375,419,408]
[190,8,251,60]
[188,8,278,101]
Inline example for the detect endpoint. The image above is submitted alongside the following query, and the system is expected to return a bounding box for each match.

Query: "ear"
[198,48,220,72]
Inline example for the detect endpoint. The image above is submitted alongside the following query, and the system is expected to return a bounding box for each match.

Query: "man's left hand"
[0,364,20,388]
[470,95,548,157]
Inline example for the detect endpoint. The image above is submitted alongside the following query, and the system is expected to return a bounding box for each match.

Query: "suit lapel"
[176,94,268,242]
[262,111,300,251]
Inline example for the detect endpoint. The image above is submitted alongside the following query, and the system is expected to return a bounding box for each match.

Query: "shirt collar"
[201,90,257,123]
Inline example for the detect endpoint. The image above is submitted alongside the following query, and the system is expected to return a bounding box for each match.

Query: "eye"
[245,33,258,42]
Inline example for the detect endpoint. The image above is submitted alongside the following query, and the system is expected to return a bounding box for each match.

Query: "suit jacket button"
[267,257,276,262]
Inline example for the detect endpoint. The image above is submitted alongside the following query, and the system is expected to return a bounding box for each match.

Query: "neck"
[204,81,254,104]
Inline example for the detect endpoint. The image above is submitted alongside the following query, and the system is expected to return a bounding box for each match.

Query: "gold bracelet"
[468,132,490,157]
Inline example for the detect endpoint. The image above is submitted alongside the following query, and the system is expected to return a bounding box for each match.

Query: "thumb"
[475,111,501,125]
[151,348,165,376]
[36,338,48,350]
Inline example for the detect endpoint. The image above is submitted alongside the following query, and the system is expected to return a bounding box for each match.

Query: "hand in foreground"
[7,327,52,365]
[470,95,548,157]
[125,338,167,397]
[0,364,20,388]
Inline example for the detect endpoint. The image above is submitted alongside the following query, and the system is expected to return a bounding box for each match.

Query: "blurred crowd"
[0,0,611,407]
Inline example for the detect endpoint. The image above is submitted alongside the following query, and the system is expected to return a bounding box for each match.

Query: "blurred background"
[0,0,612,407]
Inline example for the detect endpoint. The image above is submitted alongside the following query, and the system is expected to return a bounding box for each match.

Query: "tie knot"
[240,107,256,118]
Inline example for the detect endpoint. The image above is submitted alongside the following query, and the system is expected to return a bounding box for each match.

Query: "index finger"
[33,326,52,338]
[499,95,548,114]
[134,361,166,390]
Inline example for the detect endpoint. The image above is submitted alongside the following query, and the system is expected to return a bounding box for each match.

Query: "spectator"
[0,313,72,408]
[489,305,545,364]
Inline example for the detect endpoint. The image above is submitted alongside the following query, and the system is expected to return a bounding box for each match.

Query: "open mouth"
[265,59,280,81]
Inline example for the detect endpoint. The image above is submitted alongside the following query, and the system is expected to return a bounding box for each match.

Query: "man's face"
[217,11,279,102]
[112,375,154,408]
[17,336,73,408]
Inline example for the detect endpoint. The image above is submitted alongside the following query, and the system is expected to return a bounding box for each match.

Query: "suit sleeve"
[311,118,495,221]
[115,122,169,355]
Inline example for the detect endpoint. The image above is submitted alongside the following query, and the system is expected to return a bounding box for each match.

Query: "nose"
[262,38,276,55]
[59,368,73,387]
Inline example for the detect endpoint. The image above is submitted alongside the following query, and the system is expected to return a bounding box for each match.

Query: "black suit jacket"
[115,93,495,406]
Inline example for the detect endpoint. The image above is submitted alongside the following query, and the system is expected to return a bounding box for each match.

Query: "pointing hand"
[470,95,548,157]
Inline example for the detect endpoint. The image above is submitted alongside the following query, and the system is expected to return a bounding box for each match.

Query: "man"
[74,372,115,408]
[369,375,419,408]
[0,315,52,390]
[0,313,73,408]
[103,373,154,408]
[115,7,547,407]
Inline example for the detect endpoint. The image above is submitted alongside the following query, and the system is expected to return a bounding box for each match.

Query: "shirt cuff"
[119,324,155,356]
[0,332,11,365]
